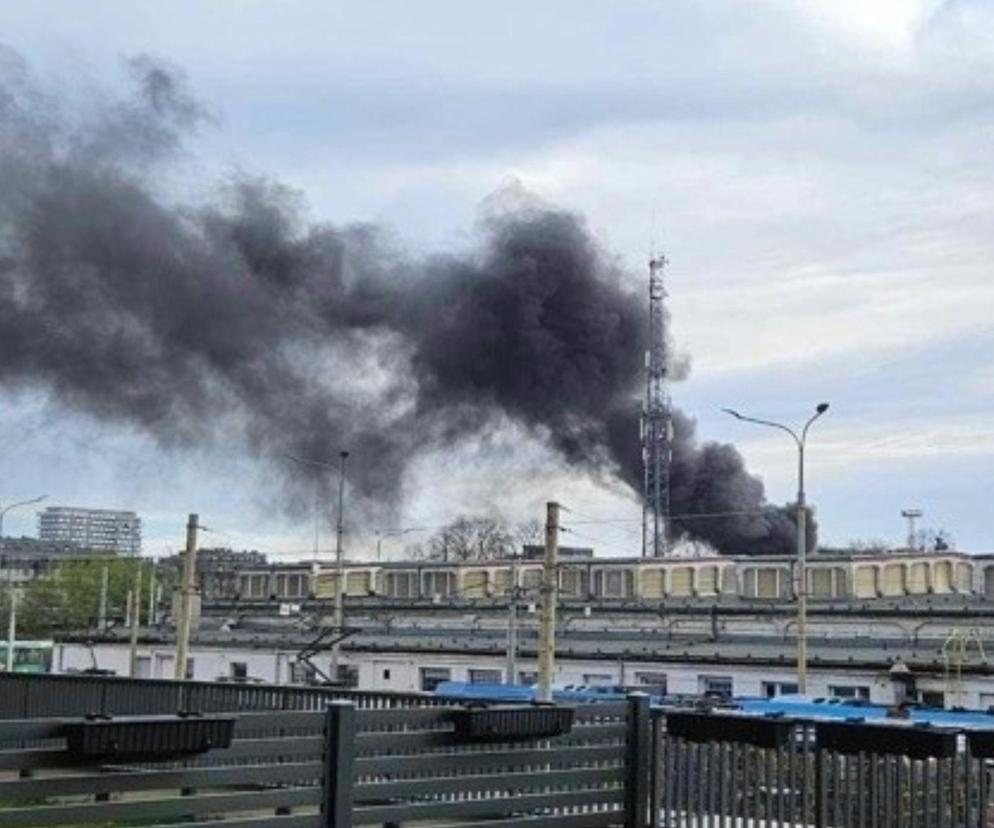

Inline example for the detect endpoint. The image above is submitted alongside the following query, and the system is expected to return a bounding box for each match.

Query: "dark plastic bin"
[451,705,575,743]
[816,721,957,759]
[65,714,235,761]
[666,711,793,749]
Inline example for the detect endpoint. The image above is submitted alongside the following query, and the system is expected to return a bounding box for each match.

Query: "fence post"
[325,700,355,828]
[814,741,825,828]
[626,692,651,828]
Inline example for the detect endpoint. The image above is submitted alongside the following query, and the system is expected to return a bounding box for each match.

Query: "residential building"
[38,507,141,555]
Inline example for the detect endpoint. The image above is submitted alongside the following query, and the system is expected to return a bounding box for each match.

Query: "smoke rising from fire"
[0,51,809,555]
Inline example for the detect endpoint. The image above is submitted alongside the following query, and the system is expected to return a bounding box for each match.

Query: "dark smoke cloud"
[0,51,809,555]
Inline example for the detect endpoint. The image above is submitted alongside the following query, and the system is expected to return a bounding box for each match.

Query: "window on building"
[828,685,870,700]
[932,562,952,594]
[595,569,633,599]
[882,564,906,597]
[241,574,268,599]
[291,660,317,685]
[696,566,718,595]
[853,566,879,599]
[956,563,973,593]
[761,681,799,698]
[134,655,152,679]
[385,571,417,599]
[518,671,538,685]
[230,662,248,680]
[277,573,306,598]
[699,675,734,698]
[184,658,195,680]
[634,672,668,695]
[582,673,615,686]
[337,664,359,689]
[756,569,781,599]
[809,568,833,598]
[419,667,451,691]
[919,691,945,708]
[382,668,391,681]
[522,569,542,592]
[468,668,503,684]
[346,571,371,595]
[560,568,588,598]
[422,571,454,597]
[669,567,693,597]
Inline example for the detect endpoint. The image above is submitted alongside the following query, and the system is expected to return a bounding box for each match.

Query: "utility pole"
[537,501,559,703]
[129,561,142,677]
[174,514,198,680]
[5,587,15,673]
[98,563,109,631]
[147,562,157,626]
[506,549,519,684]
[331,451,349,681]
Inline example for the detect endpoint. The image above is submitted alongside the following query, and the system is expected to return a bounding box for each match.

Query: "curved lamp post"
[722,403,829,694]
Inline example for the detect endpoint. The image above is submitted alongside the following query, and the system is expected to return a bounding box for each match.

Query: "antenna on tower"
[901,508,923,551]
[642,254,672,558]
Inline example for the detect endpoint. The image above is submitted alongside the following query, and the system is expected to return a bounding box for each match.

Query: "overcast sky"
[1,0,992,558]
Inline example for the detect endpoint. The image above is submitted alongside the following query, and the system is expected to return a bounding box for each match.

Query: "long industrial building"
[54,547,994,711]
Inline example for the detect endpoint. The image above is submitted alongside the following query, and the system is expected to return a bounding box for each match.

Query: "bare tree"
[845,538,893,553]
[426,516,515,561]
[512,519,544,551]
[914,528,955,553]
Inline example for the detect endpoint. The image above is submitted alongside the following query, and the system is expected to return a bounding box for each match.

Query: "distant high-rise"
[38,506,142,555]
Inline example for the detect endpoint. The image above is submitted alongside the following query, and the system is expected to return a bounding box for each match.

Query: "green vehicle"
[0,640,54,673]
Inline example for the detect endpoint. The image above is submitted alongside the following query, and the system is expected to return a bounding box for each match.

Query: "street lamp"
[722,403,829,694]
[0,495,48,672]
[286,451,349,680]
[375,527,422,561]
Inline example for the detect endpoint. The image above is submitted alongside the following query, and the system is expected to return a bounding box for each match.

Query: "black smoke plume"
[0,51,809,555]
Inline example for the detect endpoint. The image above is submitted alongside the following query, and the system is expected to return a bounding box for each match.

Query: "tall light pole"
[0,495,47,672]
[723,403,829,695]
[287,451,349,681]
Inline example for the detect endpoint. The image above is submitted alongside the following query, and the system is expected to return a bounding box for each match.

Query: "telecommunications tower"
[642,255,672,557]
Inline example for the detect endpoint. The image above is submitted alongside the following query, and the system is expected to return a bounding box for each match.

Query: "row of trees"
[1,558,176,639]
[411,516,546,562]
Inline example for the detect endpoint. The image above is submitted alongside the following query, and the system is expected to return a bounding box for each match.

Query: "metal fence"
[652,708,994,827]
[0,691,645,828]
[3,672,994,827]
[0,709,328,827]
[0,672,460,718]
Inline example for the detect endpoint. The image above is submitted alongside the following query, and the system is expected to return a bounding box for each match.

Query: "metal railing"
[651,707,994,827]
[0,709,328,826]
[3,672,994,827]
[0,687,647,828]
[0,671,462,718]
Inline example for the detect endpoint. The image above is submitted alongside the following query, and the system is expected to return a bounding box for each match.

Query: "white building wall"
[56,642,986,709]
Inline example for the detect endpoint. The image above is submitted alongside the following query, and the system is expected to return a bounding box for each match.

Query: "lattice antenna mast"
[642,255,672,557]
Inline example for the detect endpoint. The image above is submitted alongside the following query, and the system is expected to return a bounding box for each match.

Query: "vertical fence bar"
[978,758,987,828]
[650,715,662,828]
[626,693,651,828]
[324,700,355,828]
[664,728,676,828]
[814,742,825,828]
